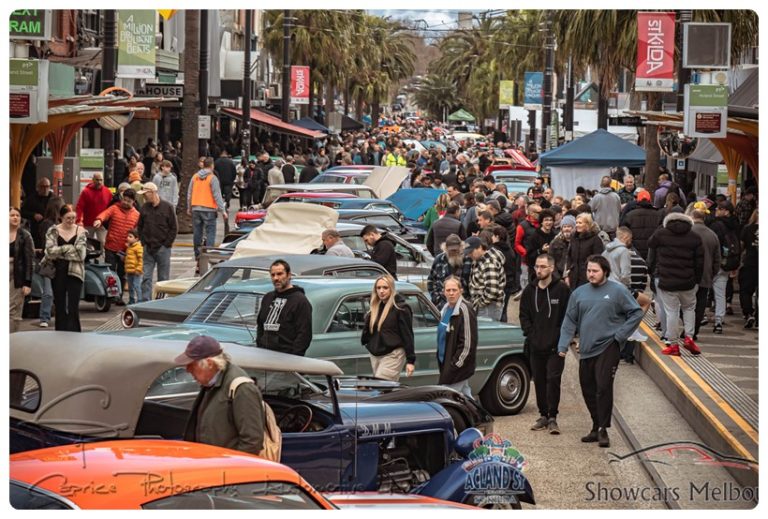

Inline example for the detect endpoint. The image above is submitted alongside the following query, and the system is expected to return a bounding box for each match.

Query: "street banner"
[9,9,52,40]
[683,84,728,138]
[635,12,676,92]
[9,59,49,123]
[523,72,543,110]
[499,80,515,108]
[117,10,156,79]
[291,66,310,105]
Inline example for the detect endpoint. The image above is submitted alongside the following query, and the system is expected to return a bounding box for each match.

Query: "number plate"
[107,287,120,297]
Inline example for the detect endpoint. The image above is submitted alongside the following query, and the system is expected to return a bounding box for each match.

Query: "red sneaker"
[683,336,702,355]
[661,344,681,356]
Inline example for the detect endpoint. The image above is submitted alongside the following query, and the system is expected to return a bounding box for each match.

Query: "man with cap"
[428,234,472,308]
[622,190,660,261]
[137,182,178,301]
[361,224,398,279]
[175,336,265,455]
[466,236,506,320]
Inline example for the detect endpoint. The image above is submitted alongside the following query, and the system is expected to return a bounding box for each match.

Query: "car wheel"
[480,356,530,415]
[94,296,111,312]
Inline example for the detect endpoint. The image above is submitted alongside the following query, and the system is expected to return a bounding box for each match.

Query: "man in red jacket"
[76,172,112,253]
[514,203,541,291]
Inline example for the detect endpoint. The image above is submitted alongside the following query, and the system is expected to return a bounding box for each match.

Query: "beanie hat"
[561,215,576,228]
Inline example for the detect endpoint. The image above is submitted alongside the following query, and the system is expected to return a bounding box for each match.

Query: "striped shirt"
[629,248,648,292]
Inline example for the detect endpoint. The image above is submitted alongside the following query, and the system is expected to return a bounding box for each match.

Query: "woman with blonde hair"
[423,192,451,231]
[361,275,416,381]
[565,212,604,289]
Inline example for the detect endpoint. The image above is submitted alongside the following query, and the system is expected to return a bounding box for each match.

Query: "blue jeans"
[127,274,143,304]
[445,379,473,399]
[140,245,172,302]
[40,276,53,323]
[477,302,503,321]
[192,210,218,259]
[712,269,729,325]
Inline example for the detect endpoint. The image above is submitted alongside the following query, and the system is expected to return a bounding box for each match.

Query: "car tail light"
[121,309,138,328]
[106,275,117,287]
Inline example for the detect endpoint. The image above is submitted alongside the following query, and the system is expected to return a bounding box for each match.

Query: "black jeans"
[531,353,565,418]
[694,286,710,337]
[239,187,252,209]
[53,274,82,331]
[739,267,758,317]
[579,342,620,430]
[221,183,233,209]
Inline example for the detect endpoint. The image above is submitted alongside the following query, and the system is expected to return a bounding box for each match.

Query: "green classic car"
[103,278,529,415]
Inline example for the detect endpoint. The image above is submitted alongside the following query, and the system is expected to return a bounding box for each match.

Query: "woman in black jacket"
[10,207,35,332]
[566,213,604,289]
[361,275,415,381]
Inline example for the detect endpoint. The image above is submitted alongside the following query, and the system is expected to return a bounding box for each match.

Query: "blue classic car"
[108,278,530,416]
[10,332,534,507]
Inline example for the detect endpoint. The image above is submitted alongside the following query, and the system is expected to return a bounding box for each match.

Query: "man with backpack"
[709,201,741,334]
[175,336,280,460]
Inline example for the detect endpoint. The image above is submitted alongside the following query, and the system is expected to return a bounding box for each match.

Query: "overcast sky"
[368,9,490,31]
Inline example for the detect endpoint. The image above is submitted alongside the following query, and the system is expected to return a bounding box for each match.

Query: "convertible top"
[10,331,343,437]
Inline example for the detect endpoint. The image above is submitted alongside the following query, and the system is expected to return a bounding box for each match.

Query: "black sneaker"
[598,428,610,448]
[745,316,755,329]
[548,418,560,435]
[713,323,723,334]
[700,316,709,325]
[531,416,549,431]
[581,429,599,443]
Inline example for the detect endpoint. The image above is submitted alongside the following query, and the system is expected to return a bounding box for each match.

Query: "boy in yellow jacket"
[124,229,144,304]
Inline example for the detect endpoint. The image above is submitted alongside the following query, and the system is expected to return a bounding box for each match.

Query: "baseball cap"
[464,236,484,253]
[636,190,651,202]
[174,335,223,365]
[445,234,463,254]
[137,182,158,194]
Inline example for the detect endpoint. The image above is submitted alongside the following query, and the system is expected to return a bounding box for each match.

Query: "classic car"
[107,277,530,416]
[489,168,540,196]
[234,192,357,225]
[10,333,533,507]
[310,172,370,184]
[122,255,388,323]
[336,209,425,243]
[11,440,337,509]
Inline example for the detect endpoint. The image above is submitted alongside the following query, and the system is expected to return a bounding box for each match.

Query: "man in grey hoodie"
[152,159,179,208]
[589,176,622,239]
[558,255,643,448]
[602,226,632,287]
[187,157,227,263]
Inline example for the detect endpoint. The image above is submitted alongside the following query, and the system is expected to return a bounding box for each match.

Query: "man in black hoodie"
[361,225,398,279]
[256,260,313,356]
[622,190,660,261]
[709,201,740,334]
[519,254,571,434]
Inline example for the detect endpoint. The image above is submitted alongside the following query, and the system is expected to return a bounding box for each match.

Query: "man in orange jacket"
[187,157,228,266]
[93,188,140,305]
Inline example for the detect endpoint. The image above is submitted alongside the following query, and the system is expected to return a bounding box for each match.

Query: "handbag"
[38,257,56,279]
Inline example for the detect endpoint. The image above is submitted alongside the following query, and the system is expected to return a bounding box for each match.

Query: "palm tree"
[413,73,460,121]
[178,9,201,233]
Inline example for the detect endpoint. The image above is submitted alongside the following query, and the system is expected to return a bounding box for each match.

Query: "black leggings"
[53,273,82,332]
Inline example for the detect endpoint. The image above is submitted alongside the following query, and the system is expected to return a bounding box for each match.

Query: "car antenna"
[231,298,257,345]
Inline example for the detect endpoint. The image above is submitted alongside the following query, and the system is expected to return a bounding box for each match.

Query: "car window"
[368,203,398,216]
[351,176,366,184]
[328,296,369,333]
[188,267,269,293]
[10,482,74,510]
[328,267,384,278]
[401,293,439,328]
[354,188,376,198]
[312,175,342,184]
[186,292,262,330]
[142,481,326,510]
[341,235,367,252]
[9,370,41,413]
[394,242,416,261]
[355,215,399,231]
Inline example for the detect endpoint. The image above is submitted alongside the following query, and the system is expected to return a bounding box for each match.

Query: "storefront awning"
[222,108,325,139]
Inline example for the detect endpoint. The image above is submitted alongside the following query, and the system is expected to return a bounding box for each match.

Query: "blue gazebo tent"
[293,117,330,133]
[539,129,646,196]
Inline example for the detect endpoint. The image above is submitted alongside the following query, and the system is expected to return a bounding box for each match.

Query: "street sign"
[9,59,49,123]
[198,116,211,139]
[683,84,728,138]
[608,116,644,126]
[9,10,52,40]
[134,83,184,97]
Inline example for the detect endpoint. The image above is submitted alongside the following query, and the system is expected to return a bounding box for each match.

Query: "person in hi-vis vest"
[187,157,228,263]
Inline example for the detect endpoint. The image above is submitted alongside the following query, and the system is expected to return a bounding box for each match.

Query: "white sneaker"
[627,330,648,342]
[39,321,49,328]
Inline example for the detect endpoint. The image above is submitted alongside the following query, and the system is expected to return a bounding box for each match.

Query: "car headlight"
[121,309,138,328]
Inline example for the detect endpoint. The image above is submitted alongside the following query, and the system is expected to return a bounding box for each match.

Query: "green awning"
[448,108,476,122]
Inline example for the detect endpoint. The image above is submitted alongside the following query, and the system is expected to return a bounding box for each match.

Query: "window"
[341,235,367,252]
[368,203,399,216]
[142,481,327,510]
[328,268,383,279]
[186,292,262,330]
[328,296,369,332]
[189,268,268,293]
[10,482,73,510]
[9,370,40,412]
[356,215,400,232]
[401,294,439,328]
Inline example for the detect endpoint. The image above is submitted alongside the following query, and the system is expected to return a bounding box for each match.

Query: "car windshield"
[142,481,327,510]
[188,267,270,293]
[311,175,345,184]
[185,292,262,330]
[353,215,400,231]
[494,173,538,183]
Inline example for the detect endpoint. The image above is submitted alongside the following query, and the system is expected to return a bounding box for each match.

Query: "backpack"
[228,376,282,462]
[720,230,742,271]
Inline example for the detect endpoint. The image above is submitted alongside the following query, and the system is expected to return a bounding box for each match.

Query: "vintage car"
[122,255,388,323]
[108,277,530,416]
[336,209,426,243]
[310,172,370,185]
[490,168,540,196]
[235,191,357,225]
[10,333,533,507]
[11,440,337,509]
